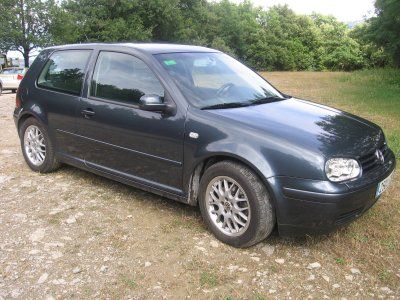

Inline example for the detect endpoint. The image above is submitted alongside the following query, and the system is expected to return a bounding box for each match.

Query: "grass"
[264,69,400,158]
[335,257,345,265]
[334,69,400,156]
[265,69,400,288]
[121,276,137,289]
[200,271,219,288]
[161,212,204,233]
[2,71,398,298]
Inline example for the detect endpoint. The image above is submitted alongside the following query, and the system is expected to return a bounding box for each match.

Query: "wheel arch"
[17,111,47,136]
[186,153,277,210]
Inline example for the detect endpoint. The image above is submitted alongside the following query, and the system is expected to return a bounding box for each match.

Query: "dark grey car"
[13,43,396,247]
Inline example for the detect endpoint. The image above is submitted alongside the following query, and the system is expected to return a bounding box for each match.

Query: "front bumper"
[268,149,396,236]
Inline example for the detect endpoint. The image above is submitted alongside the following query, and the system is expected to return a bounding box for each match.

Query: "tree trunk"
[23,49,30,67]
[395,48,400,68]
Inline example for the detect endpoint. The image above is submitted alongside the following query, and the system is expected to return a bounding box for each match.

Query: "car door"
[76,50,185,194]
[33,49,92,158]
[0,68,19,89]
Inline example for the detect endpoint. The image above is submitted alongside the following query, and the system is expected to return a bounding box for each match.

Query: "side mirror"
[139,94,167,112]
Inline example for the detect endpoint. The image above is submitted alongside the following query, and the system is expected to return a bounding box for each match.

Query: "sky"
[8,0,376,61]
[230,0,376,22]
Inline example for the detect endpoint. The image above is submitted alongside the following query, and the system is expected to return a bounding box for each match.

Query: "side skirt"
[57,152,189,204]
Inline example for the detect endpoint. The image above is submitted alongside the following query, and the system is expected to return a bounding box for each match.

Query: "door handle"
[81,108,95,118]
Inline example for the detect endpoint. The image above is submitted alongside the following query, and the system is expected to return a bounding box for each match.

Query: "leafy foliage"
[1,0,399,70]
[49,1,369,71]
[359,0,400,67]
[0,0,56,66]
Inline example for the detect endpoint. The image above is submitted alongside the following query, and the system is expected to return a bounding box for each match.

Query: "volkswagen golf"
[13,43,396,247]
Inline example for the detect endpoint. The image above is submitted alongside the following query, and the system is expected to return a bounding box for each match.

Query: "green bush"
[46,0,397,71]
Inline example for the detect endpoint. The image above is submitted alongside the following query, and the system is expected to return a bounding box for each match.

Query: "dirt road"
[0,82,398,299]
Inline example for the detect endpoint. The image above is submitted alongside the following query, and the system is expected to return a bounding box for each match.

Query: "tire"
[0,85,2,96]
[12,89,17,93]
[199,160,275,248]
[19,117,60,173]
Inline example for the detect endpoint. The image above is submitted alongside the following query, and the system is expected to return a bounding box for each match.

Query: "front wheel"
[199,160,275,248]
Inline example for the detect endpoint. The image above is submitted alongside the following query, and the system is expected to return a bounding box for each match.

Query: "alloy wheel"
[206,176,251,236]
[24,125,46,166]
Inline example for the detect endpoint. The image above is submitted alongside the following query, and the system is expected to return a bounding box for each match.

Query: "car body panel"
[12,43,397,236]
[18,49,91,158]
[183,98,384,184]
[73,46,188,193]
[204,98,383,159]
[75,95,185,193]
[0,67,26,90]
[271,149,395,235]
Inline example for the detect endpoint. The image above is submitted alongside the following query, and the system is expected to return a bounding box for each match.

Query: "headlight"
[325,158,361,182]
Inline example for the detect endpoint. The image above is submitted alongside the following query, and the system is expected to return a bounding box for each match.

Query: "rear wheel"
[12,89,17,93]
[19,117,60,173]
[199,160,275,248]
[0,85,2,96]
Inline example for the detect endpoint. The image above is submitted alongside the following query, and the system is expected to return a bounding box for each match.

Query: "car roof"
[45,43,219,54]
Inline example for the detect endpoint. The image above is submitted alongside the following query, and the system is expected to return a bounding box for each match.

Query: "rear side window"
[90,51,164,105]
[37,50,91,95]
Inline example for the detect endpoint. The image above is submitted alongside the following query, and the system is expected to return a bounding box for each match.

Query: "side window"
[37,50,91,95]
[90,51,164,105]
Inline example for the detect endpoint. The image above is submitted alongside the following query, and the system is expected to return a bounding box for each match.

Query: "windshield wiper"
[249,96,288,105]
[201,102,251,110]
[201,95,290,110]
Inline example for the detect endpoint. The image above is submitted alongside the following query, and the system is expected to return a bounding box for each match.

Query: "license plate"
[376,171,394,198]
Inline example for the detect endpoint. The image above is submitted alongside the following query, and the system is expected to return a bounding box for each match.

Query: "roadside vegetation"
[335,69,400,156]
[0,0,398,298]
[1,0,399,72]
[266,69,399,289]
[0,71,398,297]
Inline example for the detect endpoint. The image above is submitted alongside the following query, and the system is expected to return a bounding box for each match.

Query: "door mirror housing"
[139,94,165,111]
[139,94,175,115]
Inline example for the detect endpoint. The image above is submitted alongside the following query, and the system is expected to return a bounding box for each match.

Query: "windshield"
[0,68,24,75]
[154,52,284,109]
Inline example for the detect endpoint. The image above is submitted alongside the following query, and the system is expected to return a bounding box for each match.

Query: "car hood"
[205,98,383,158]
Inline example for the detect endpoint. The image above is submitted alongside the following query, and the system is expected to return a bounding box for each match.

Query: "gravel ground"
[0,89,398,299]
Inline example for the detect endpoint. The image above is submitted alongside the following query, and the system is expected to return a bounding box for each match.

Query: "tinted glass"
[37,50,91,95]
[155,52,283,108]
[91,52,164,104]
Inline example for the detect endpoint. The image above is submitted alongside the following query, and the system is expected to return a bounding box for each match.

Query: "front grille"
[358,143,388,173]
[334,207,364,225]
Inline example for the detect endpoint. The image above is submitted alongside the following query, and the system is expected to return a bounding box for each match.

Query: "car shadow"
[57,164,337,248]
[0,91,14,95]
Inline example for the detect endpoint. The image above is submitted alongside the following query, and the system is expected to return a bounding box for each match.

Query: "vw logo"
[375,149,384,164]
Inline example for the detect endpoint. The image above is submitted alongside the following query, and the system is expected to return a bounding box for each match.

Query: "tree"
[50,0,152,44]
[246,6,321,71]
[350,24,390,68]
[0,0,55,67]
[47,0,376,71]
[368,0,400,67]
[313,14,364,70]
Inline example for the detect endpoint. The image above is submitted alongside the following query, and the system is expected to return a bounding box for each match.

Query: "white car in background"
[0,67,27,95]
